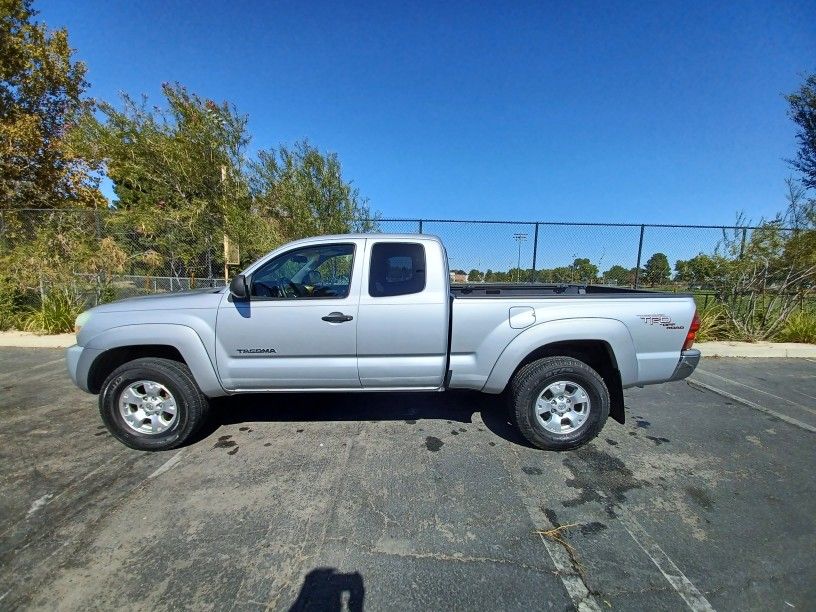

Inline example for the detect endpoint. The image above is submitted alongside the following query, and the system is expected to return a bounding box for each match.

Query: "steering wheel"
[248,279,303,298]
[286,281,303,297]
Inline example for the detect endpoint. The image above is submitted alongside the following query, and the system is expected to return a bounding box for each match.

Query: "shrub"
[22,290,84,334]
[776,310,816,344]
[695,303,733,342]
[0,279,33,331]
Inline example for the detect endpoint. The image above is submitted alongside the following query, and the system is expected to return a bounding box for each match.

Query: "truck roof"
[285,233,443,246]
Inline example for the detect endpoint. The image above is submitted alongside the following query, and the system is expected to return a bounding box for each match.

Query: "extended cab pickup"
[67,234,701,451]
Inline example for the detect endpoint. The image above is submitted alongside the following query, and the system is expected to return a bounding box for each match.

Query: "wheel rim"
[535,380,591,434]
[118,380,178,435]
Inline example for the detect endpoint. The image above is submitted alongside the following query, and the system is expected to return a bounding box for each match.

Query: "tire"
[99,357,209,451]
[509,356,609,451]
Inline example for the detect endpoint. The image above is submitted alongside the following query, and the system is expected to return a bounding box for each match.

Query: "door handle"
[322,312,354,323]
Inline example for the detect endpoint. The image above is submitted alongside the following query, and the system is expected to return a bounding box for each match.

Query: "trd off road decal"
[637,314,685,331]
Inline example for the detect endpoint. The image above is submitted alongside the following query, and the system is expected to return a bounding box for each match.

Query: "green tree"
[674,253,727,287]
[674,259,689,282]
[1,1,115,321]
[251,140,377,242]
[552,266,574,283]
[571,258,598,282]
[76,83,263,279]
[643,253,671,286]
[714,219,814,340]
[0,0,103,210]
[467,269,482,282]
[786,72,816,189]
[604,264,630,286]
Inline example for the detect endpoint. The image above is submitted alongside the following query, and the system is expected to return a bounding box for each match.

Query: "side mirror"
[229,274,249,299]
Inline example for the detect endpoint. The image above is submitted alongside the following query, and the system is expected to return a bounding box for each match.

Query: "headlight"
[74,310,91,335]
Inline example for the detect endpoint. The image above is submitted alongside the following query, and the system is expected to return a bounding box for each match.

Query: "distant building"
[449,271,467,283]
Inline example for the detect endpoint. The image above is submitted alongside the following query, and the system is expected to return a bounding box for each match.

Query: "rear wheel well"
[512,340,625,424]
[88,345,186,393]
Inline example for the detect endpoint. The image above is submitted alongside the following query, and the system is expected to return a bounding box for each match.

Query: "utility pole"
[513,233,527,282]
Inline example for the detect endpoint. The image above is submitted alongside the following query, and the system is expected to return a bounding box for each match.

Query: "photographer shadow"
[288,567,365,612]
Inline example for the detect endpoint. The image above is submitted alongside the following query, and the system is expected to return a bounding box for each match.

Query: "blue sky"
[39,0,815,232]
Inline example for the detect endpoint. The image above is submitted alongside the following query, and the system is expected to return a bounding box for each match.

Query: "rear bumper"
[668,349,701,382]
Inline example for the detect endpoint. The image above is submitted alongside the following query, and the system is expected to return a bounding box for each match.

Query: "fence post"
[418,219,423,234]
[739,228,747,258]
[634,224,645,288]
[94,208,102,306]
[531,222,539,282]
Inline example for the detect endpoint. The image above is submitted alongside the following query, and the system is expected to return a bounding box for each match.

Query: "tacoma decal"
[236,348,277,354]
[637,314,685,331]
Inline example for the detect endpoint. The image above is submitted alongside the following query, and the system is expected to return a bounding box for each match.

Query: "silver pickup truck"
[67,234,700,452]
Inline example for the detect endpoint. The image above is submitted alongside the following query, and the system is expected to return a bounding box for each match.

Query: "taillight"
[683,311,701,350]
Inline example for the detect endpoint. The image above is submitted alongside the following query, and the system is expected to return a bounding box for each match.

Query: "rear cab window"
[368,242,426,297]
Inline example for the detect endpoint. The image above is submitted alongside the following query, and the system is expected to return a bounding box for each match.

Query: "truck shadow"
[201,390,535,448]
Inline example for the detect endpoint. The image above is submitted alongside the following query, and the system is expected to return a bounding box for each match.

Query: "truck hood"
[89,288,225,313]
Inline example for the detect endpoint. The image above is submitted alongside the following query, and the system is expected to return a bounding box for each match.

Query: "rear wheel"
[509,356,609,451]
[99,357,209,451]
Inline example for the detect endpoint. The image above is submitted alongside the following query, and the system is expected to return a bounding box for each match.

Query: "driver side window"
[250,244,355,299]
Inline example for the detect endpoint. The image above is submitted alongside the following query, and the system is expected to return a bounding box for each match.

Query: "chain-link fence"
[0,209,806,304]
[0,208,229,309]
[369,219,796,285]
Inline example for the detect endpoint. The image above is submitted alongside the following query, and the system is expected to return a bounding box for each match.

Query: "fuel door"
[509,306,536,329]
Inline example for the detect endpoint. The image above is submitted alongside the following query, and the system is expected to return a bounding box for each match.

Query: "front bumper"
[66,344,82,387]
[65,344,102,393]
[668,349,701,382]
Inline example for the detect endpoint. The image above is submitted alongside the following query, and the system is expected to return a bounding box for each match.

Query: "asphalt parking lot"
[0,349,814,611]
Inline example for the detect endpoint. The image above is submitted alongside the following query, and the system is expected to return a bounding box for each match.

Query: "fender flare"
[83,324,226,397]
[481,317,638,394]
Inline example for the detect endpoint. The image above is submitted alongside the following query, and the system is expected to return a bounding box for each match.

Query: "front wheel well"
[512,340,625,424]
[88,345,186,393]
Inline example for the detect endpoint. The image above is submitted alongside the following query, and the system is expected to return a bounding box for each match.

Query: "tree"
[251,140,377,243]
[571,258,598,282]
[603,265,630,286]
[786,73,816,189]
[643,253,671,286]
[714,220,815,340]
[0,1,114,318]
[76,83,265,280]
[0,0,103,210]
[674,253,727,287]
[467,269,482,282]
[532,267,575,283]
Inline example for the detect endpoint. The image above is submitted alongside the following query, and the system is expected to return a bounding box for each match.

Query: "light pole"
[513,233,527,282]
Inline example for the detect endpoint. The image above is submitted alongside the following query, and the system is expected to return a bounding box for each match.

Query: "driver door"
[215,240,364,390]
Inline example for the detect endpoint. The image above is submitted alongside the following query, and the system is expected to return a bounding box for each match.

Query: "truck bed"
[450,283,688,298]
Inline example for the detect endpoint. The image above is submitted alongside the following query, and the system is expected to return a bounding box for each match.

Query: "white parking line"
[534,530,602,612]
[0,357,64,382]
[503,437,713,611]
[612,502,715,612]
[694,369,816,416]
[0,449,132,540]
[25,494,54,519]
[688,379,816,434]
[148,450,185,479]
[499,443,602,611]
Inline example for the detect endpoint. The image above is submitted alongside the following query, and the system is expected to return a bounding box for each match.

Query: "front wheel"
[509,356,610,451]
[99,357,210,451]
